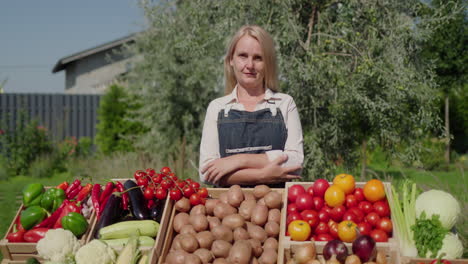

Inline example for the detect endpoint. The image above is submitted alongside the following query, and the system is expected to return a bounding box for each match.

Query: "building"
[52,33,137,94]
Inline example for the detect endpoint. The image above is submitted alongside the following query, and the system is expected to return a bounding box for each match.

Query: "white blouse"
[199,86,304,183]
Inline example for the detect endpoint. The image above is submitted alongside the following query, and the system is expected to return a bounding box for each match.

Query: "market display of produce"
[0,171,465,264]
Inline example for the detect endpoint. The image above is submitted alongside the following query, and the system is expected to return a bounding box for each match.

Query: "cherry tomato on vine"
[136,177,149,186]
[155,187,167,200]
[169,188,183,201]
[160,179,173,190]
[189,193,204,206]
[152,174,163,184]
[143,187,155,200]
[146,168,156,177]
[183,185,195,198]
[197,187,208,198]
[134,170,147,180]
[190,181,200,190]
[160,166,172,174]
[176,180,186,189]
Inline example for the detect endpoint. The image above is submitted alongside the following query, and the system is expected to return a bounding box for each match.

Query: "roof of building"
[52,33,137,73]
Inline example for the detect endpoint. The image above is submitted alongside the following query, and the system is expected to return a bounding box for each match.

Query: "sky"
[0,1,145,94]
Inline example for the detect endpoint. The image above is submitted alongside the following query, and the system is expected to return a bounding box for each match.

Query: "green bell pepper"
[23,183,45,207]
[61,212,88,237]
[41,188,65,212]
[20,206,47,230]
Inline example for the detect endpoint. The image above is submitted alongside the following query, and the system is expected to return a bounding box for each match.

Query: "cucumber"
[99,220,160,239]
[102,236,155,248]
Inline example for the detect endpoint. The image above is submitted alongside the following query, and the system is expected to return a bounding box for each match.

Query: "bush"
[28,154,59,178]
[418,137,446,170]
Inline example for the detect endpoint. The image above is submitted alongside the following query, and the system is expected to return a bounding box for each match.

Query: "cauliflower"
[37,229,80,263]
[75,239,116,264]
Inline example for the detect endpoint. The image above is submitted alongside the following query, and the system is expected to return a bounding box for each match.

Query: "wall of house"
[65,48,133,94]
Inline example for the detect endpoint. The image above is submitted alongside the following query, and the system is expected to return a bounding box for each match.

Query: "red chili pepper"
[7,230,25,242]
[24,228,49,243]
[115,181,128,210]
[76,183,93,202]
[99,182,114,204]
[15,214,25,232]
[146,199,155,209]
[65,179,81,196]
[67,185,83,200]
[56,181,69,191]
[35,200,67,228]
[53,200,82,228]
[91,184,101,217]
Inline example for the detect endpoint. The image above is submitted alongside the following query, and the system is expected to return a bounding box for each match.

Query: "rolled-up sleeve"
[199,101,221,183]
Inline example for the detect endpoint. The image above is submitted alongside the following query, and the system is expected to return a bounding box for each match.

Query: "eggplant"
[150,200,165,223]
[93,194,123,238]
[124,180,149,220]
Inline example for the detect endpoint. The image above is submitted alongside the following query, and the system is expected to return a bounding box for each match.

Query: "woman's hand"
[260,155,302,183]
[202,156,242,184]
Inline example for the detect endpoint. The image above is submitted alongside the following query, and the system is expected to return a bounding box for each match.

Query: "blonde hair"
[224,25,279,94]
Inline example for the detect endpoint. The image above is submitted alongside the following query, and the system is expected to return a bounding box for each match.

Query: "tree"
[127,0,443,178]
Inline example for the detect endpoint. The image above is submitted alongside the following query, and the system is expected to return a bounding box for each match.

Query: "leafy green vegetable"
[411,212,448,258]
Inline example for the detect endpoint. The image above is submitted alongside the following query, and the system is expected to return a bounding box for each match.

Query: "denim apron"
[217,100,287,188]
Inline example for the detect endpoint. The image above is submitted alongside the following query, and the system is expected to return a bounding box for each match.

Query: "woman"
[199,25,303,187]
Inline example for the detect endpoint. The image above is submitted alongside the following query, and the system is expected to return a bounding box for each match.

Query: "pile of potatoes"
[164,184,283,264]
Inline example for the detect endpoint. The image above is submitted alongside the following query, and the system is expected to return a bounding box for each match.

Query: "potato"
[173,213,190,233]
[185,254,202,264]
[247,224,267,243]
[219,192,229,204]
[258,248,277,264]
[262,237,278,251]
[222,214,245,230]
[263,191,282,209]
[195,231,215,249]
[239,199,257,220]
[211,225,233,242]
[190,214,209,232]
[227,185,244,207]
[248,239,263,257]
[253,185,270,199]
[194,248,214,264]
[228,240,252,264]
[166,249,188,264]
[211,240,232,258]
[267,208,281,224]
[257,198,266,206]
[207,216,222,230]
[214,202,237,219]
[251,204,268,226]
[205,199,220,215]
[233,227,250,241]
[264,221,280,237]
[180,225,197,235]
[250,257,259,264]
[190,204,207,216]
[171,234,183,251]
[213,258,230,264]
[175,197,191,212]
[244,192,256,201]
[179,233,199,253]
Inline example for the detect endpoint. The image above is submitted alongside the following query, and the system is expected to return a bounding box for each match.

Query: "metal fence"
[0,93,101,140]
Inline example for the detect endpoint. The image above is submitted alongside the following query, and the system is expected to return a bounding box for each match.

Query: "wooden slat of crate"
[109,178,174,264]
[157,187,285,264]
[278,181,400,264]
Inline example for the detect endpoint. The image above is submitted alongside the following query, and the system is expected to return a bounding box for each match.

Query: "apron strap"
[267,99,277,116]
[223,103,234,117]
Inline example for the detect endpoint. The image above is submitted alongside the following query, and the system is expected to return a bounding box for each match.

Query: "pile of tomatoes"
[286,175,392,243]
[134,167,208,206]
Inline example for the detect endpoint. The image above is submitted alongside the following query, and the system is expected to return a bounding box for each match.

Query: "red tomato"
[312,197,325,211]
[377,217,393,234]
[160,166,172,174]
[295,193,314,211]
[146,168,156,177]
[183,185,195,198]
[197,187,208,198]
[306,186,314,197]
[152,174,163,184]
[315,222,329,235]
[330,205,346,222]
[345,194,358,208]
[315,233,334,241]
[155,187,167,200]
[365,212,381,227]
[328,220,339,238]
[190,193,204,206]
[312,179,330,198]
[190,181,200,191]
[322,205,332,214]
[288,184,306,203]
[354,187,365,202]
[160,179,173,190]
[370,229,388,242]
[373,200,390,217]
[176,179,186,188]
[143,187,155,200]
[430,259,452,264]
[134,170,147,180]
[318,209,330,223]
[348,207,364,223]
[169,188,182,201]
[136,177,149,186]
[343,211,359,223]
[287,203,299,214]
[357,222,372,236]
[287,212,303,226]
[300,210,319,229]
[358,201,374,214]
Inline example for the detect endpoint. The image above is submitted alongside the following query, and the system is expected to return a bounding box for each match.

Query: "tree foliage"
[127,0,444,178]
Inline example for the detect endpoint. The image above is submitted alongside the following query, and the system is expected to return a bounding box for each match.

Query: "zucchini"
[99,220,159,239]
[138,254,149,264]
[102,236,155,248]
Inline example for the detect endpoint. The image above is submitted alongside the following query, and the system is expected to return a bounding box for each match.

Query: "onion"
[352,235,376,262]
[326,255,341,264]
[345,255,362,264]
[292,242,316,264]
[323,240,349,263]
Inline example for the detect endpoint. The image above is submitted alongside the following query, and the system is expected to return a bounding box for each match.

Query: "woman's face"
[230,35,265,91]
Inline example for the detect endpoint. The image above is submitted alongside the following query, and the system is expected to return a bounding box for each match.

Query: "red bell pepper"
[24,228,49,243]
[7,230,25,242]
[53,200,82,228]
[56,181,69,191]
[15,214,25,232]
[76,183,93,202]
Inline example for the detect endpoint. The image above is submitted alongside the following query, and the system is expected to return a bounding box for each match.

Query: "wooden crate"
[157,187,285,264]
[278,181,400,264]
[401,257,468,264]
[0,203,96,262]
